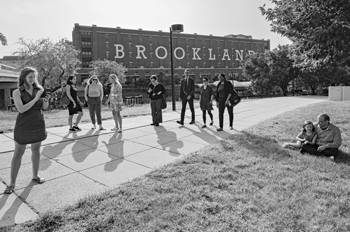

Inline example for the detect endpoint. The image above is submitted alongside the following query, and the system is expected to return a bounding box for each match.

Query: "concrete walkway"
[0,96,327,228]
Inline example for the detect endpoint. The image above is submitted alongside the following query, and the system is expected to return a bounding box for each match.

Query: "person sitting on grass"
[283,120,317,149]
[300,114,342,159]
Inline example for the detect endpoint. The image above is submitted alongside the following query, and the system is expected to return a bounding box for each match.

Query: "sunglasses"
[92,79,98,81]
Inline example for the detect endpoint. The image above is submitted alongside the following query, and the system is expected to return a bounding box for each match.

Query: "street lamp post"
[169,24,184,111]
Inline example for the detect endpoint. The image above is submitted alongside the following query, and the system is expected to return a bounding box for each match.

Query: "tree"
[269,45,299,96]
[0,33,7,46]
[89,59,127,84]
[135,76,149,88]
[15,38,81,92]
[260,0,350,69]
[242,52,273,95]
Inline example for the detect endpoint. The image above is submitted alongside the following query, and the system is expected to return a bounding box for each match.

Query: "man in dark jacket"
[177,69,195,125]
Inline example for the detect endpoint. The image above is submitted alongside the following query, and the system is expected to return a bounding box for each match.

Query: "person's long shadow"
[184,124,229,145]
[155,126,183,156]
[0,183,34,227]
[72,129,100,163]
[102,132,124,172]
[40,132,79,170]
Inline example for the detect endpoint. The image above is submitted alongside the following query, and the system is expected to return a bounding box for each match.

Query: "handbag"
[84,85,89,108]
[161,95,167,109]
[229,90,241,107]
[59,92,70,106]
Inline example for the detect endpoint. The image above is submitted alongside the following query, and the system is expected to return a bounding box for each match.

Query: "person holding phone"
[4,67,50,194]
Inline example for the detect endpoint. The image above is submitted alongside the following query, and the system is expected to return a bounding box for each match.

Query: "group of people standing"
[64,74,123,133]
[176,69,236,131]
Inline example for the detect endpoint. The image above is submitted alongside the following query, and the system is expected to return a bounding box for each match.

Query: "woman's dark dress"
[14,86,47,145]
[67,84,82,115]
[200,85,213,111]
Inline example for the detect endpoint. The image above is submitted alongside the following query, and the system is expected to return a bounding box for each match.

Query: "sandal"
[32,177,45,184]
[4,185,15,194]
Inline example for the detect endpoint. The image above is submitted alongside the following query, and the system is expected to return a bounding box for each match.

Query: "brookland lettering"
[114,44,257,61]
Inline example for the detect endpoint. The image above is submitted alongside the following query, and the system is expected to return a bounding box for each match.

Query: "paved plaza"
[0,96,327,228]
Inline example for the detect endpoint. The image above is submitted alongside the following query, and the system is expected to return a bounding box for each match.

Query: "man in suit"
[177,69,195,125]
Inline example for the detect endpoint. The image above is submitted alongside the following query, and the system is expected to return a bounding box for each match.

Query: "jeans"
[301,143,339,157]
[150,98,162,124]
[88,97,102,125]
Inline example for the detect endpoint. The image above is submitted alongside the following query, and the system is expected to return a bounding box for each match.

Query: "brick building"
[72,23,270,84]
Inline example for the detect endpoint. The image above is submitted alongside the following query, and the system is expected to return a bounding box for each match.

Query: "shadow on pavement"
[102,132,124,172]
[155,127,183,156]
[0,183,34,228]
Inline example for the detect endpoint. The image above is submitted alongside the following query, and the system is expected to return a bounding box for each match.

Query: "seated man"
[301,114,342,157]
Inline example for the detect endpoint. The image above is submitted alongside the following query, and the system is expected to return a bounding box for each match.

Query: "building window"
[203,62,206,68]
[129,62,133,68]
[186,46,189,52]
[150,62,153,68]
[106,42,109,48]
[129,52,132,58]
[105,34,109,38]
[150,53,153,59]
[187,62,190,68]
[129,43,132,49]
[150,44,153,50]
[106,51,109,58]
[81,31,91,37]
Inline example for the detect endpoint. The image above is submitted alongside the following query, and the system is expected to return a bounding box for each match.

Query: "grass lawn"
[11,101,350,231]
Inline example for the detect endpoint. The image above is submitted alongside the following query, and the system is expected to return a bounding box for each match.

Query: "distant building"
[72,23,270,85]
[224,34,253,39]
[0,56,20,66]
[0,63,19,110]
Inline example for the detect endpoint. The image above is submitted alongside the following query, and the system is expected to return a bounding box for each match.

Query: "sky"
[0,0,291,58]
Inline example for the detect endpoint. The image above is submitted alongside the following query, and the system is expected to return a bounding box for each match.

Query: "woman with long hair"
[84,75,104,130]
[4,67,50,194]
[66,75,84,132]
[147,75,166,126]
[106,74,123,132]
